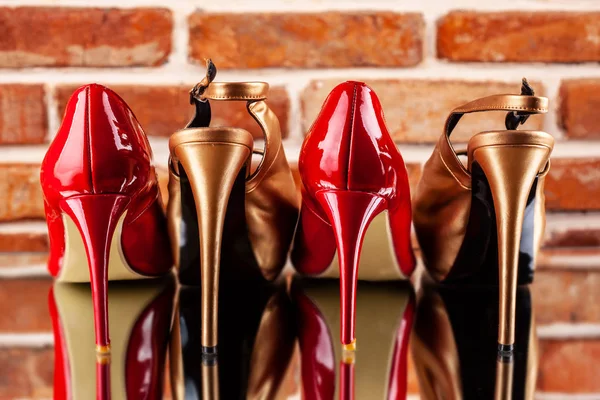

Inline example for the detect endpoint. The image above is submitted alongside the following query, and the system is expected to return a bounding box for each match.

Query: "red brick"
[0,253,48,269]
[301,80,544,143]
[0,231,48,252]
[189,12,424,69]
[559,79,600,139]
[0,85,47,144]
[437,11,600,63]
[544,225,600,248]
[0,7,172,68]
[0,279,52,332]
[538,248,600,270]
[538,340,600,393]
[533,270,600,324]
[0,348,53,398]
[545,159,600,211]
[0,164,44,221]
[55,84,290,139]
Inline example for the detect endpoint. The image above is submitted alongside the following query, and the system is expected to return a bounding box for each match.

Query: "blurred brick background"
[0,0,599,398]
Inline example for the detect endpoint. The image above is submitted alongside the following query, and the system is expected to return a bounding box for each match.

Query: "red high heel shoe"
[40,84,173,355]
[291,81,416,350]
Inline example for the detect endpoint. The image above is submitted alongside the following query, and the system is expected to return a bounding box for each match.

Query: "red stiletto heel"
[292,81,416,349]
[59,194,130,353]
[315,190,386,349]
[41,84,173,355]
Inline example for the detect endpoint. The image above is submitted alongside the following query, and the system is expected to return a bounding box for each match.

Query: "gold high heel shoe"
[413,79,554,352]
[167,60,299,353]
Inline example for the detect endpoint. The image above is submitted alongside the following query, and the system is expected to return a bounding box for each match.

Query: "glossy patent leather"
[292,278,414,399]
[41,84,173,278]
[292,81,416,348]
[293,81,415,279]
[49,278,175,400]
[40,84,173,353]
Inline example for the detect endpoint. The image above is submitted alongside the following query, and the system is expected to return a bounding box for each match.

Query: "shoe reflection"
[49,275,176,400]
[411,285,537,400]
[170,279,296,399]
[292,278,415,400]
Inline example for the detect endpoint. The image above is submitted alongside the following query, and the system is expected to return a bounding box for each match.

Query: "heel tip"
[96,344,111,354]
[342,340,356,352]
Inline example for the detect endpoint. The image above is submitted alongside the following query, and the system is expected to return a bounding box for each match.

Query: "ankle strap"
[201,82,269,101]
[438,80,549,188]
[191,80,281,190]
[445,94,548,137]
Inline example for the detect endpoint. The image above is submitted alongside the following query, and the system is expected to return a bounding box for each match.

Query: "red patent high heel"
[40,84,173,355]
[292,81,416,350]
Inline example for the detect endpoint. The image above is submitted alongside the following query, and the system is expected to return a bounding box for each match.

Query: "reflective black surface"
[47,264,539,399]
[412,283,537,400]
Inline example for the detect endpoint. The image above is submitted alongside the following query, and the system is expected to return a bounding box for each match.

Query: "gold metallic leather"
[167,82,299,281]
[202,82,269,101]
[413,93,551,282]
[245,99,299,280]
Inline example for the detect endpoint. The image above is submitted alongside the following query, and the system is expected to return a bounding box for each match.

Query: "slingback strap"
[200,82,269,102]
[189,67,280,189]
[445,78,548,138]
[439,79,549,189]
[200,83,281,190]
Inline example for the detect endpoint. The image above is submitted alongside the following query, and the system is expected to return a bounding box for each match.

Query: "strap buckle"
[189,59,217,105]
[505,78,534,130]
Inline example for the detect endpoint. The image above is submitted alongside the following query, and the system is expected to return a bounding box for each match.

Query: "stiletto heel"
[167,61,299,353]
[59,194,130,354]
[292,81,416,349]
[414,78,554,353]
[470,141,551,351]
[42,84,172,359]
[315,190,387,350]
[170,135,252,352]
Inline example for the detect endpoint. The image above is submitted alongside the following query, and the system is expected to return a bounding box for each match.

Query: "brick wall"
[0,0,599,398]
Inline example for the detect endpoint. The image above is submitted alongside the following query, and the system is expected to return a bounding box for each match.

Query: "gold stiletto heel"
[170,132,252,352]
[470,139,551,351]
[167,60,299,354]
